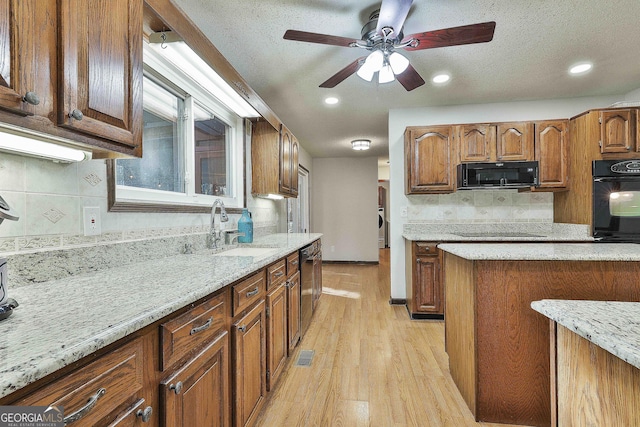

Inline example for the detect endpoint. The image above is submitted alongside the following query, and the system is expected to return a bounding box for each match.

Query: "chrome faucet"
[207,199,229,249]
[224,230,245,245]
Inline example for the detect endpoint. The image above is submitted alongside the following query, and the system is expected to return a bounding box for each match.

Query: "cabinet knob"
[22,91,40,105]
[136,406,153,422]
[238,325,247,332]
[169,381,183,395]
[69,109,84,121]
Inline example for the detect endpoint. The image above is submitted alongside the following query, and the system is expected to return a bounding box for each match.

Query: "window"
[109,41,258,212]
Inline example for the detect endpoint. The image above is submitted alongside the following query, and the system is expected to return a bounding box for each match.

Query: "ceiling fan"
[283,0,496,91]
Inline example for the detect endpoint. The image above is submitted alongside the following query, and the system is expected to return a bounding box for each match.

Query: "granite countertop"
[438,242,640,261]
[0,233,321,400]
[531,300,640,369]
[402,222,593,242]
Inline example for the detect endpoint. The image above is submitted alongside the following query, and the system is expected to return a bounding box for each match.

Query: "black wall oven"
[593,159,640,242]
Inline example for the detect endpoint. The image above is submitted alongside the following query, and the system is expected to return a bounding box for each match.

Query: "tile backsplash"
[407,190,553,223]
[0,152,280,254]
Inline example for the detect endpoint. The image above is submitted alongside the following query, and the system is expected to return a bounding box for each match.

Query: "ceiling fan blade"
[376,0,413,37]
[402,21,496,51]
[396,64,425,91]
[284,29,360,47]
[319,57,366,88]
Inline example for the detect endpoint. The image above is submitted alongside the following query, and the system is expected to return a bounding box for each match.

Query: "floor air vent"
[295,350,315,367]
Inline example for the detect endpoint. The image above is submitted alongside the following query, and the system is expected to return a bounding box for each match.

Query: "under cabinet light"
[0,126,90,163]
[256,193,284,200]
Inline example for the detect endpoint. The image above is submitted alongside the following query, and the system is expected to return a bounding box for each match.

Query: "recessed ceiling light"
[432,74,451,84]
[569,62,593,75]
[324,97,339,105]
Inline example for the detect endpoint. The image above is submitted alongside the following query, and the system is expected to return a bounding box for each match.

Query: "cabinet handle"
[246,287,259,297]
[284,281,290,288]
[169,381,183,395]
[22,91,40,105]
[190,317,213,335]
[291,260,299,265]
[238,325,247,332]
[274,271,284,277]
[63,387,106,425]
[69,109,84,121]
[136,406,153,423]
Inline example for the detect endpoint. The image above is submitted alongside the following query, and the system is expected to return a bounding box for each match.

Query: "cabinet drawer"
[287,252,300,277]
[415,242,438,256]
[16,338,144,426]
[161,292,226,370]
[267,259,287,291]
[233,270,266,316]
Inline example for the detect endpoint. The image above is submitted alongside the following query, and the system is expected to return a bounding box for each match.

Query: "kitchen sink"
[211,247,279,258]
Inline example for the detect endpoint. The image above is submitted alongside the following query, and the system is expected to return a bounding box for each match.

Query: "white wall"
[388,94,621,299]
[312,156,379,262]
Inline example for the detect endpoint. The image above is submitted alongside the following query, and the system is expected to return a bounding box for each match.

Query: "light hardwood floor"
[255,249,526,427]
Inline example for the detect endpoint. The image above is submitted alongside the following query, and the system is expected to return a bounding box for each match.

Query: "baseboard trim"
[410,313,444,321]
[321,260,379,265]
[389,298,407,305]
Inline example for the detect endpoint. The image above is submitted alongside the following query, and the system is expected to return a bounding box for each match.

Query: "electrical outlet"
[83,207,101,236]
[400,206,408,217]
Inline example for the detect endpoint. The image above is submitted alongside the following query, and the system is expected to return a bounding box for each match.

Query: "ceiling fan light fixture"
[364,50,384,73]
[351,139,371,151]
[357,65,375,82]
[389,52,409,74]
[378,65,395,84]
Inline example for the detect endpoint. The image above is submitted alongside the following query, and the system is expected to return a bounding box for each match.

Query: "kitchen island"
[532,300,640,426]
[440,243,640,427]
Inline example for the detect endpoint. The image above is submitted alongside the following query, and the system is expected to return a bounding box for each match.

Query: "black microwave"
[457,161,539,189]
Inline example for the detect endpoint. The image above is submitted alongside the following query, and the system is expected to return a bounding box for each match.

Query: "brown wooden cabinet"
[0,0,143,158]
[457,124,496,162]
[599,109,636,153]
[286,270,301,353]
[15,338,151,426]
[405,241,444,319]
[495,122,534,161]
[161,332,230,427]
[232,300,267,427]
[405,126,457,194]
[534,120,569,190]
[266,283,287,391]
[251,121,299,198]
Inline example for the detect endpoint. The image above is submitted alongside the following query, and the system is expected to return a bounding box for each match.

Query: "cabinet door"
[58,0,142,154]
[279,125,293,195]
[405,126,456,194]
[414,254,442,313]
[287,270,301,353]
[312,254,323,310]
[535,120,568,189]
[290,136,299,197]
[233,301,266,427]
[600,109,633,153]
[0,0,56,117]
[161,332,230,427]
[496,122,534,161]
[266,284,288,391]
[458,124,496,162]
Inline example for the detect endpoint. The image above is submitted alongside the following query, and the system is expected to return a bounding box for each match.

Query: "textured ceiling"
[172,0,640,159]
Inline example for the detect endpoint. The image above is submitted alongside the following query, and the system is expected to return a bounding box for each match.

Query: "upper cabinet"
[57,0,143,153]
[599,109,636,154]
[0,0,143,158]
[457,124,496,162]
[495,122,534,161]
[252,121,299,198]
[534,120,569,190]
[405,126,456,194]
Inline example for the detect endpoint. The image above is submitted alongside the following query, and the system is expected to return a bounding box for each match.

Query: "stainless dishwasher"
[299,241,321,337]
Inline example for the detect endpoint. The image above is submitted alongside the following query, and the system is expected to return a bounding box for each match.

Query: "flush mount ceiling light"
[324,96,339,105]
[569,62,593,75]
[351,139,371,151]
[432,73,451,84]
[283,0,497,91]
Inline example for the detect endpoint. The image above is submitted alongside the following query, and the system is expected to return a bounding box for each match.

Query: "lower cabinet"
[405,241,444,319]
[15,338,150,427]
[232,300,267,427]
[161,332,230,427]
[266,283,288,391]
[286,270,301,353]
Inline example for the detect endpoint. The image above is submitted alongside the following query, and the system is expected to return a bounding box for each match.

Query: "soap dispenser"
[237,209,253,243]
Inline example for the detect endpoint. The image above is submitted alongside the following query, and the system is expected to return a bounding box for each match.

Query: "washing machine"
[378,207,385,248]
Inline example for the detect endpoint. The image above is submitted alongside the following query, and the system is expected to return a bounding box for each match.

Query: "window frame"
[107,42,246,214]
